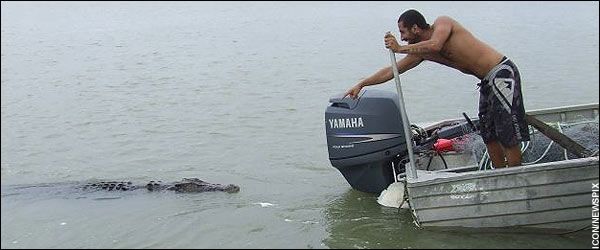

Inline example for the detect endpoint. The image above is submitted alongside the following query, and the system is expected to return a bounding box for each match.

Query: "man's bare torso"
[420,18,504,80]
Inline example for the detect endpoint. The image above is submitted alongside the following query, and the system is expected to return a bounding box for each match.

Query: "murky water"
[2,1,598,248]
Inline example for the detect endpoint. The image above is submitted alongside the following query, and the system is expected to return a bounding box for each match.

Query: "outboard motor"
[325,89,408,193]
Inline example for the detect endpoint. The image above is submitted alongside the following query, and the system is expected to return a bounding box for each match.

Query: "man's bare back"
[392,16,504,80]
[422,17,504,79]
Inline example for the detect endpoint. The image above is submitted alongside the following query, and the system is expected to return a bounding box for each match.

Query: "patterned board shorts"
[478,56,530,147]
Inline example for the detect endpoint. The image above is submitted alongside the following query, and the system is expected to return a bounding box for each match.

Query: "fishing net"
[453,117,599,170]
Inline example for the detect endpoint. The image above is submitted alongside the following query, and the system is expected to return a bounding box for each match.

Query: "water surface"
[2,1,598,248]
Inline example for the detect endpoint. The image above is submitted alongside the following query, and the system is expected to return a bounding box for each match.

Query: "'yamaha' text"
[328,117,364,129]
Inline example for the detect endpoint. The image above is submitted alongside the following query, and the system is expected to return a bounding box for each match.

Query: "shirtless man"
[344,9,529,168]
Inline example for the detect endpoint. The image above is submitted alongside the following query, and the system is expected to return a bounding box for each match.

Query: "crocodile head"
[167,178,240,193]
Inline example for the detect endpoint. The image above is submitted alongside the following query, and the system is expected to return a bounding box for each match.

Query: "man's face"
[398,21,419,44]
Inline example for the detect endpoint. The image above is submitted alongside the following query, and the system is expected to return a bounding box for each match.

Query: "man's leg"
[504,144,523,167]
[489,58,527,167]
[485,141,507,168]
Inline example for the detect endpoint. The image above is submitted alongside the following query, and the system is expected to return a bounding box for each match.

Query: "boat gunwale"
[419,102,598,131]
[406,157,598,187]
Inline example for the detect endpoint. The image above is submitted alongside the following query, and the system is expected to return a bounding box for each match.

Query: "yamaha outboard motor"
[325,89,408,193]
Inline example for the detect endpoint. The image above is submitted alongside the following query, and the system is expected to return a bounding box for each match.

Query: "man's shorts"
[477,56,530,147]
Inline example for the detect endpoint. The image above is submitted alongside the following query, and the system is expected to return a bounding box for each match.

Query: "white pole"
[389,49,418,179]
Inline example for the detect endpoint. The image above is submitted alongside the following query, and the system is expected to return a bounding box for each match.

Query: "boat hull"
[407,158,598,233]
[406,103,599,232]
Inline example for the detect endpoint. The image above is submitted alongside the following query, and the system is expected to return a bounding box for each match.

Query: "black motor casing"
[325,89,407,193]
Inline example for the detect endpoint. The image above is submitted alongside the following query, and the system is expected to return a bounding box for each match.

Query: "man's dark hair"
[398,9,430,30]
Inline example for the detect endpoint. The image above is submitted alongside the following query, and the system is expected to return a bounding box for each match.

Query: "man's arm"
[359,54,423,86]
[344,54,423,99]
[389,16,453,54]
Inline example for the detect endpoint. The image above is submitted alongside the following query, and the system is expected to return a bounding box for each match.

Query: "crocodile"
[80,178,240,193]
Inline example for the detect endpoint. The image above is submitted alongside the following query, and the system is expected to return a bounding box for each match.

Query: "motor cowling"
[325,89,408,193]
